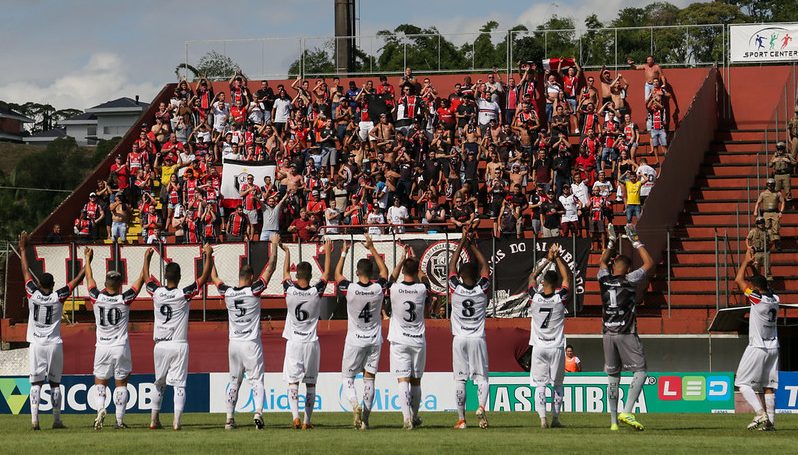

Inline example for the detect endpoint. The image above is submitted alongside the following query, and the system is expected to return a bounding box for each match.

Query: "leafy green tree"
[175,50,243,80]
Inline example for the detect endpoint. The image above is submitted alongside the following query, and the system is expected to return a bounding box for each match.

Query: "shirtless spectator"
[628,55,667,101]
[110,195,131,243]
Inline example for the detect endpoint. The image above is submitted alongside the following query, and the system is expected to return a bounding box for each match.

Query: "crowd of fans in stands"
[71,56,672,248]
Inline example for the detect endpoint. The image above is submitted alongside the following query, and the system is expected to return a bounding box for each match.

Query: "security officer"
[789,105,798,160]
[754,178,785,250]
[770,141,794,201]
[746,218,773,280]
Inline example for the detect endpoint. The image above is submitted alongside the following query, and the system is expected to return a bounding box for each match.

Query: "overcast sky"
[0,0,695,110]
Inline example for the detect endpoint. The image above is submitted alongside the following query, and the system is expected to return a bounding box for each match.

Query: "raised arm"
[335,241,350,282]
[554,250,570,290]
[635,244,655,274]
[320,239,333,282]
[364,235,388,280]
[131,248,155,291]
[449,229,469,275]
[390,243,407,282]
[259,234,281,283]
[280,242,292,282]
[18,231,32,282]
[529,243,557,287]
[735,248,754,293]
[84,247,96,290]
[468,239,489,279]
[196,244,215,287]
[210,265,223,287]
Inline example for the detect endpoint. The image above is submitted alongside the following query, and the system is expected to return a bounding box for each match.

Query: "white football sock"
[455,380,466,420]
[95,384,107,412]
[553,385,564,418]
[398,381,412,422]
[251,379,264,415]
[764,393,775,424]
[173,386,186,426]
[288,384,300,420]
[50,385,62,422]
[607,375,620,424]
[535,386,547,420]
[151,383,165,421]
[476,378,489,410]
[738,385,763,414]
[410,384,421,417]
[362,378,375,423]
[114,387,129,425]
[30,384,41,424]
[623,371,647,413]
[225,377,241,420]
[344,377,358,408]
[304,385,316,424]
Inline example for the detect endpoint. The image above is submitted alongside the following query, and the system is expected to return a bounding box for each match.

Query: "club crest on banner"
[419,240,469,294]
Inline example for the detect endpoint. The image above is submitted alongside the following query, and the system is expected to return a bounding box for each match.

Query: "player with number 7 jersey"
[210,235,280,431]
[387,242,430,430]
[335,235,389,430]
[448,231,491,430]
[144,244,214,431]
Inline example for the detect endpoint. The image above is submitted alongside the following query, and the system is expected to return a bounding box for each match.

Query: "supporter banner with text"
[220,158,276,207]
[466,372,736,414]
[0,374,210,415]
[730,24,798,63]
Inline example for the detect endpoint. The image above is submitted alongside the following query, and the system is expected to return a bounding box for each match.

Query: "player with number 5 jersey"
[210,234,280,431]
[281,239,332,430]
[527,243,570,429]
[335,235,389,430]
[84,246,151,431]
[448,230,491,430]
[19,232,85,431]
[388,241,430,430]
[144,243,214,431]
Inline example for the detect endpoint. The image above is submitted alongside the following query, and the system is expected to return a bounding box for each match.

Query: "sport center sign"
[3,372,798,414]
[730,23,798,63]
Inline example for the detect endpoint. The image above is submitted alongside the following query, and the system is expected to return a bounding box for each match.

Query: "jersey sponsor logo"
[419,241,468,294]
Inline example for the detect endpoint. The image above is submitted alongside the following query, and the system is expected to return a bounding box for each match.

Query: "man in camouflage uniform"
[770,142,794,201]
[746,217,773,280]
[754,178,785,250]
[789,105,798,160]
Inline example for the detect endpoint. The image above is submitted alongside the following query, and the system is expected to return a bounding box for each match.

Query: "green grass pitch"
[2,413,796,454]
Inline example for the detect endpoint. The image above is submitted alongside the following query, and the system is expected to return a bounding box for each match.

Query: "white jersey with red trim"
[448,275,490,338]
[387,281,428,347]
[89,286,139,347]
[282,279,327,343]
[528,287,569,349]
[744,288,779,349]
[338,278,388,347]
[25,280,72,345]
[219,279,266,342]
[146,280,200,343]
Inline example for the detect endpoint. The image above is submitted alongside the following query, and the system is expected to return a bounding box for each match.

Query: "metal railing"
[181,23,728,80]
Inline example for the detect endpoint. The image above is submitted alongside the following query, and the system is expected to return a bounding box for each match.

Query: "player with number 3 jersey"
[281,239,332,430]
[388,242,430,430]
[335,235,389,430]
[85,246,151,431]
[448,230,491,430]
[210,235,279,431]
[527,243,570,429]
[145,244,214,431]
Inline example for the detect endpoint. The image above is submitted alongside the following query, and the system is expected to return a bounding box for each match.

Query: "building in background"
[0,105,34,143]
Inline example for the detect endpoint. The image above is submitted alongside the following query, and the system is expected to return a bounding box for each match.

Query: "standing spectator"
[288,208,318,242]
[588,186,611,251]
[628,55,666,101]
[623,172,643,225]
[239,174,261,240]
[770,142,794,201]
[564,345,582,372]
[476,91,501,134]
[366,205,385,235]
[636,158,658,206]
[527,185,545,239]
[323,199,343,235]
[110,195,131,243]
[622,113,640,161]
[226,205,249,242]
[558,184,581,237]
[45,224,62,244]
[260,192,288,241]
[387,197,409,234]
[73,210,92,243]
[271,85,292,135]
[571,173,590,236]
[540,190,564,238]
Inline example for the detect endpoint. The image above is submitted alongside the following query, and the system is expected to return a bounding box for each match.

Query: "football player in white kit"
[527,244,570,429]
[145,244,214,430]
[281,239,332,430]
[18,232,85,430]
[85,246,152,430]
[448,230,491,430]
[210,234,280,430]
[388,243,429,430]
[335,235,389,430]
[734,248,780,431]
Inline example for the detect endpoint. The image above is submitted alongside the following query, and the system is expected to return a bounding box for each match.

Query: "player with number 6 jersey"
[527,243,570,429]
[335,235,389,430]
[84,246,151,431]
[145,244,214,431]
[448,231,491,430]
[388,241,430,430]
[210,235,280,431]
[733,248,780,431]
[19,232,85,430]
[281,239,332,430]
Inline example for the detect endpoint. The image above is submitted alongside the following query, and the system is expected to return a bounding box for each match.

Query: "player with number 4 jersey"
[210,235,280,431]
[145,244,214,431]
[527,243,570,429]
[388,242,430,430]
[734,248,780,431]
[281,239,332,430]
[448,230,491,430]
[335,235,389,430]
[19,232,85,431]
[85,246,151,431]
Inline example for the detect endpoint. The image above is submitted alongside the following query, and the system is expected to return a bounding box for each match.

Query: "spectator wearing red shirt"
[110,155,130,195]
[305,190,327,219]
[288,208,318,242]
[239,174,261,240]
[226,205,249,241]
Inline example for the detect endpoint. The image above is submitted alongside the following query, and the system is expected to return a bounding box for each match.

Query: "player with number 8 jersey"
[335,236,389,430]
[281,239,332,430]
[448,231,491,430]
[387,240,430,430]
[84,246,151,431]
[144,244,214,431]
[210,235,280,431]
